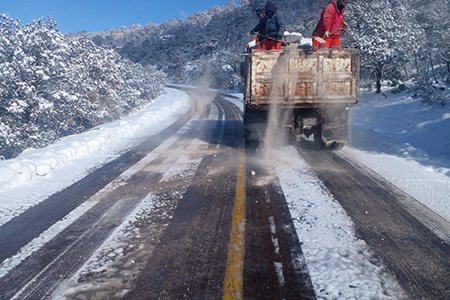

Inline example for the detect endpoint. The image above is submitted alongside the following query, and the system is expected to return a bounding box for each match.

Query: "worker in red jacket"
[312,0,348,50]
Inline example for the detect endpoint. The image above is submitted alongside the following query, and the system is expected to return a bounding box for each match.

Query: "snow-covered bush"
[0,16,166,159]
[412,83,450,107]
[345,1,424,93]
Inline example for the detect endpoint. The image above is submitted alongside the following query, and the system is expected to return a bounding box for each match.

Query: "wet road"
[0,90,450,299]
[244,150,316,300]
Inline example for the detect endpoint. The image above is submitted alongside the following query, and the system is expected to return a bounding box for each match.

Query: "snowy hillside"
[0,15,166,160]
[2,0,450,160]
[0,89,190,225]
[82,0,450,96]
[348,86,450,221]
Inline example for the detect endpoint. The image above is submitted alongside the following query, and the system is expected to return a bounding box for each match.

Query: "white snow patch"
[274,261,285,286]
[273,146,406,299]
[347,89,450,222]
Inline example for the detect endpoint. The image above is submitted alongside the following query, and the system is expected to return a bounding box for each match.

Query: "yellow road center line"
[222,149,246,300]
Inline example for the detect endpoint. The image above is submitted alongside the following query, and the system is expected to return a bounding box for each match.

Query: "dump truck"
[243,42,359,149]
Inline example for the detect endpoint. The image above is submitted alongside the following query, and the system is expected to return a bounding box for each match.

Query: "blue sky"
[2,0,235,33]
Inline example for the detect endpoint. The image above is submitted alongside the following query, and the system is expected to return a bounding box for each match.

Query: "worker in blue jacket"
[251,1,285,50]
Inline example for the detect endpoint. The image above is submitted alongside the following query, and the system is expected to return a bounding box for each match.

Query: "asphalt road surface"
[296,142,450,299]
[0,91,449,300]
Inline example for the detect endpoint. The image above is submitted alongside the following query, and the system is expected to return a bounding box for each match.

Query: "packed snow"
[272,146,406,299]
[1,86,450,299]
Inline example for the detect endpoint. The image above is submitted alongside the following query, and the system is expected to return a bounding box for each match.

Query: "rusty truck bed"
[244,47,360,108]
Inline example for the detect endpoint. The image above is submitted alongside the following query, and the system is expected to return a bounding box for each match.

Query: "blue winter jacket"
[252,1,286,41]
[265,13,285,40]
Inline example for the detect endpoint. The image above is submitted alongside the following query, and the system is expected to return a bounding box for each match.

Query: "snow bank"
[0,89,190,191]
[347,89,450,222]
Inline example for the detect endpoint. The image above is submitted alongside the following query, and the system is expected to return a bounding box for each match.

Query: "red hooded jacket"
[313,1,345,38]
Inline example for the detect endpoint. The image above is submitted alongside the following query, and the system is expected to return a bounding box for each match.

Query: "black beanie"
[265,1,277,14]
[256,8,264,15]
[337,0,348,9]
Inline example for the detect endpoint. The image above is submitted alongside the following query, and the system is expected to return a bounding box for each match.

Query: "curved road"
[0,90,449,299]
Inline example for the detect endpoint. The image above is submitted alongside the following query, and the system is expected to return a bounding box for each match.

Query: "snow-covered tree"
[0,15,166,159]
[77,0,450,94]
[346,0,424,92]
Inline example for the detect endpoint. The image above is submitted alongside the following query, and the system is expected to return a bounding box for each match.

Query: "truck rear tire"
[330,142,344,150]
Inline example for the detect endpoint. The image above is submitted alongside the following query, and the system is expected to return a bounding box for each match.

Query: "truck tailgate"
[245,48,360,108]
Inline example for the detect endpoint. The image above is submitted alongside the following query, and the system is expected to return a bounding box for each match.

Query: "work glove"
[342,21,348,29]
[324,31,330,39]
[276,35,282,42]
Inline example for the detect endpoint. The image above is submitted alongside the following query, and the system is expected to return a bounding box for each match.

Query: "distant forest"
[80,0,450,97]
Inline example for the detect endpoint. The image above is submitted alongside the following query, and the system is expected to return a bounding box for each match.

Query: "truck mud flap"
[244,109,268,147]
[322,123,348,149]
